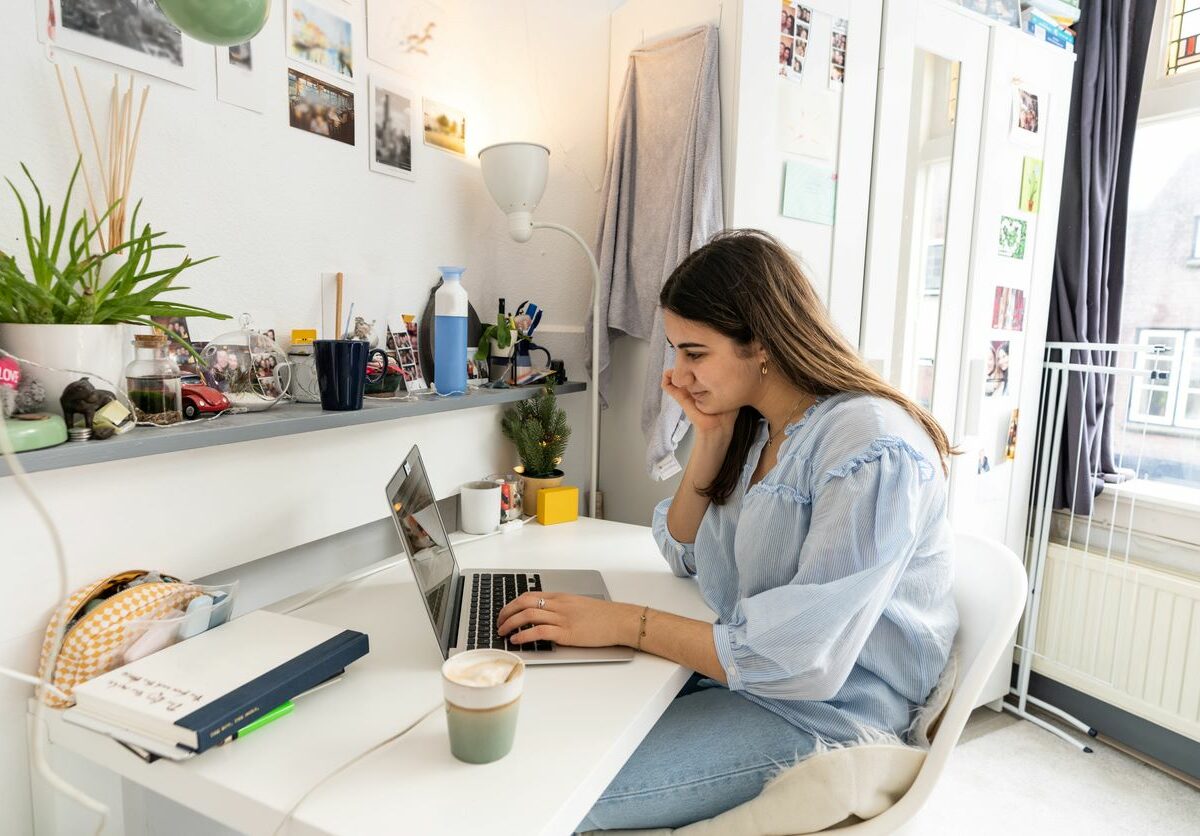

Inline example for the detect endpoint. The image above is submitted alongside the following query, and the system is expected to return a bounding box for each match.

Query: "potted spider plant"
[501,383,570,514]
[0,162,228,414]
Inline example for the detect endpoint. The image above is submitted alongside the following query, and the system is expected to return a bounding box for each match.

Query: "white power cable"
[0,408,110,834]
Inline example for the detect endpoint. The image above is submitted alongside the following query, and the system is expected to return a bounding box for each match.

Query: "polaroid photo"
[369,76,417,180]
[216,37,267,113]
[985,340,1011,398]
[1010,86,1042,143]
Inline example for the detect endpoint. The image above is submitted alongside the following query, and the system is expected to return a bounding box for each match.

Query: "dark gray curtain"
[1047,0,1158,514]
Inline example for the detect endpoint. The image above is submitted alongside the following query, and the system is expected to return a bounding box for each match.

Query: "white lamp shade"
[478,142,550,241]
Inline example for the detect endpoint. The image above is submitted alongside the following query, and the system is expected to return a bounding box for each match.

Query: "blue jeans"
[575,676,818,832]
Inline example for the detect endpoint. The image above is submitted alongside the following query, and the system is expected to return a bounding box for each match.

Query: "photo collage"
[778,3,812,82]
[385,318,429,392]
[976,80,1051,474]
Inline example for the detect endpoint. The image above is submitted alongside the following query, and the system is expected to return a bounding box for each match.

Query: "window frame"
[1128,329,1183,426]
[1175,331,1200,428]
[1142,0,1200,120]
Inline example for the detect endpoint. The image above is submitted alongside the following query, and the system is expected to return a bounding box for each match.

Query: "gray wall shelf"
[1,383,586,478]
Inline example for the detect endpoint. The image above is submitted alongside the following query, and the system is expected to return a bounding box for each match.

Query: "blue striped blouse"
[652,392,958,743]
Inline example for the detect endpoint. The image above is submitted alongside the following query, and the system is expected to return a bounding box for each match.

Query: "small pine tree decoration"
[501,384,571,477]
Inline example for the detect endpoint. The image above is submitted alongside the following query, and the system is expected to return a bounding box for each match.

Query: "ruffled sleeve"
[711,437,936,700]
[652,496,697,577]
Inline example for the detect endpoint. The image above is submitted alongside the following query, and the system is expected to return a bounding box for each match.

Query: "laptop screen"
[385,446,459,659]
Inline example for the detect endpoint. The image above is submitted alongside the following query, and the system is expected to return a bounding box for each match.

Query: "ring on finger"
[537,597,546,609]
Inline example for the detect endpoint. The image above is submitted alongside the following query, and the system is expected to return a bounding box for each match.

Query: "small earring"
[760,362,768,377]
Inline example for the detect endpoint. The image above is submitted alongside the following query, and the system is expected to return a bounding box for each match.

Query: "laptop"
[385,445,634,665]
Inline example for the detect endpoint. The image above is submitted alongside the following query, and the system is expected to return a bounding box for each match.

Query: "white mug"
[460,480,502,534]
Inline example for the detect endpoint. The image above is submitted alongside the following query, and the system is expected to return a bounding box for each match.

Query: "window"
[1166,0,1200,77]
[1128,330,1182,425]
[923,243,944,294]
[1120,112,1200,488]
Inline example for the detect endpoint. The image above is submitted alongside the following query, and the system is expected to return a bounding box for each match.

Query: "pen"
[234,701,294,739]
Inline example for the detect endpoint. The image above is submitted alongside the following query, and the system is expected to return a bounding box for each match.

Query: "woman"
[496,230,958,830]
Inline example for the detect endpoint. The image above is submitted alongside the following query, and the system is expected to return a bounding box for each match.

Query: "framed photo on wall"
[38,0,206,88]
[369,76,417,180]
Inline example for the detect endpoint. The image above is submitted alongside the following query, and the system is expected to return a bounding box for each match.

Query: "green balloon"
[155,0,271,47]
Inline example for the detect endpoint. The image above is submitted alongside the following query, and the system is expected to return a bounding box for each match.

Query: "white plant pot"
[0,323,129,417]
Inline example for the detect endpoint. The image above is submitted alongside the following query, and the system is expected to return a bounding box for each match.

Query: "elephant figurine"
[60,377,116,431]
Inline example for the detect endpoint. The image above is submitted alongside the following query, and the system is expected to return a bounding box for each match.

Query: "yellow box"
[537,486,579,525]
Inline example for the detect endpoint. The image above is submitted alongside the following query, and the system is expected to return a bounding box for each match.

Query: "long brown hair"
[660,229,956,504]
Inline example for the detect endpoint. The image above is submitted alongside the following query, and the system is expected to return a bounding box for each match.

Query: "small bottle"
[434,266,468,396]
[124,333,183,425]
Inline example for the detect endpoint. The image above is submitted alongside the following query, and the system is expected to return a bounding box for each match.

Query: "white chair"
[603,531,1028,836]
[830,531,1028,834]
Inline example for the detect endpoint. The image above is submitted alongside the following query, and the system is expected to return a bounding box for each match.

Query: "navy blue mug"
[314,340,387,411]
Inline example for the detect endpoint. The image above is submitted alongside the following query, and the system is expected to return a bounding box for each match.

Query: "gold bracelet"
[636,605,650,651]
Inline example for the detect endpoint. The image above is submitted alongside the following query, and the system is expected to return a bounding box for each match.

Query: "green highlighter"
[235,701,294,739]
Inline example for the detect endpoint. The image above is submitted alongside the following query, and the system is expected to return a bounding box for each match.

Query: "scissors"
[514,300,543,337]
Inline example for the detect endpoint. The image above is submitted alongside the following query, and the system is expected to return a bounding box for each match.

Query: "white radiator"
[1033,541,1200,742]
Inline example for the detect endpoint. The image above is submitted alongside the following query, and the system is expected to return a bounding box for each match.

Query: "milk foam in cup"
[441,649,524,763]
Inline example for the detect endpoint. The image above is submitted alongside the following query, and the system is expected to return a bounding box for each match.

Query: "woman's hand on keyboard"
[496,593,640,648]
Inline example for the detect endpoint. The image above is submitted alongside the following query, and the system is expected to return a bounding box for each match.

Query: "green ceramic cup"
[441,649,525,764]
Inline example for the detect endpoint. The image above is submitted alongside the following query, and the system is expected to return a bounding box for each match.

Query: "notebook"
[65,610,368,754]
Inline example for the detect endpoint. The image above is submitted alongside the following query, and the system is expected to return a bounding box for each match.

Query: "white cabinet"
[862,0,990,442]
[863,1,1076,707]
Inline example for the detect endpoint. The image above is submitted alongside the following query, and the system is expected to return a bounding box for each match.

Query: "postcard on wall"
[1019,157,1043,214]
[781,159,836,226]
[991,286,1026,332]
[1006,408,1019,461]
[777,84,838,160]
[366,0,442,71]
[998,215,1028,259]
[288,68,355,145]
[422,98,466,156]
[215,39,267,113]
[287,0,355,82]
[369,76,416,180]
[828,18,848,90]
[1010,86,1043,144]
[37,0,205,88]
[985,340,1011,397]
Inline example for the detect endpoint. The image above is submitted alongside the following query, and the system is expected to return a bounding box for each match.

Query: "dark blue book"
[68,610,369,753]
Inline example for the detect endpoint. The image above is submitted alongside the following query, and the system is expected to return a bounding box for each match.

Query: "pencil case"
[37,570,237,707]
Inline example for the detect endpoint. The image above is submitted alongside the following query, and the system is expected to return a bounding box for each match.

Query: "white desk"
[37,518,714,835]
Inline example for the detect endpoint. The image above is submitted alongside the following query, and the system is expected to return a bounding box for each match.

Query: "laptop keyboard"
[466,573,553,652]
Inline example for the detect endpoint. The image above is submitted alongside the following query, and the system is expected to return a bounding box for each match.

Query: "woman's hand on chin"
[662,371,738,439]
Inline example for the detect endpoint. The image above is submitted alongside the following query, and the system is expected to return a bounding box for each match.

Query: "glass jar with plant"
[501,383,571,513]
[0,162,228,414]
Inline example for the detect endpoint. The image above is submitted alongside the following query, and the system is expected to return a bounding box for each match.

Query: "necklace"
[765,398,808,450]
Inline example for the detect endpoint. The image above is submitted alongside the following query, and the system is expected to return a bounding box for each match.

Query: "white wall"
[0,1,614,832]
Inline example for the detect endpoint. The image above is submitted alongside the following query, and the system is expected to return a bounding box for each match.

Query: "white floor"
[907,708,1200,835]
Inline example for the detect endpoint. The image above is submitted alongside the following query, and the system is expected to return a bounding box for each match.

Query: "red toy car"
[181,382,230,419]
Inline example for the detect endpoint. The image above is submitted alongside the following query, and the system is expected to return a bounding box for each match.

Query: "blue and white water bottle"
[434,266,468,396]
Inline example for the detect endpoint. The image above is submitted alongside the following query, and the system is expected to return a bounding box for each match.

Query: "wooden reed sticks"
[52,65,150,251]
